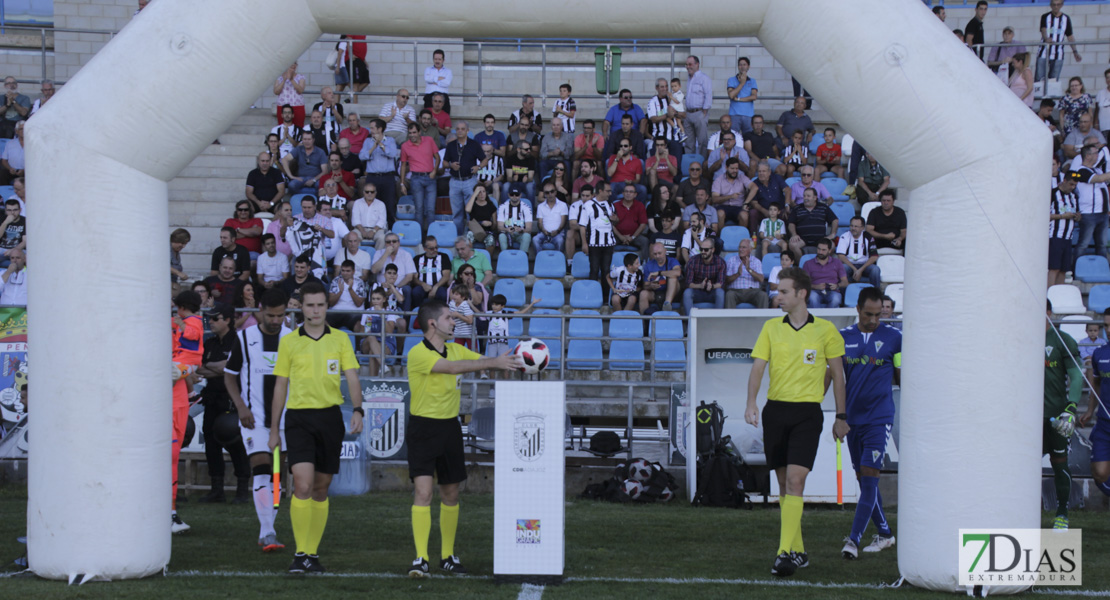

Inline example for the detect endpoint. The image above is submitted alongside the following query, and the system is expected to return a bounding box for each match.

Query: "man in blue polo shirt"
[603,89,647,137]
[838,286,901,559]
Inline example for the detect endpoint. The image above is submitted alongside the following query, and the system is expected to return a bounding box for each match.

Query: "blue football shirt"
[1089,343,1110,422]
[841,323,902,425]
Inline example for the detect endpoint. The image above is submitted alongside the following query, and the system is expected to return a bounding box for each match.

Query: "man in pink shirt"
[399,122,441,229]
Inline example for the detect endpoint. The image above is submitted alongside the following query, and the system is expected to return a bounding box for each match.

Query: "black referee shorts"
[285,406,345,475]
[406,415,467,484]
[762,400,824,471]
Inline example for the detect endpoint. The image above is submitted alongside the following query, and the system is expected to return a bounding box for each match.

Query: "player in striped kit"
[837,287,901,559]
[225,288,293,552]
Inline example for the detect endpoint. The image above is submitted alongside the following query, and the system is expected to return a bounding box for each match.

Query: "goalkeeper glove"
[1052,412,1076,438]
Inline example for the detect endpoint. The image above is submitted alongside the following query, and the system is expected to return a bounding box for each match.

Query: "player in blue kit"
[1082,340,1110,498]
[837,287,901,559]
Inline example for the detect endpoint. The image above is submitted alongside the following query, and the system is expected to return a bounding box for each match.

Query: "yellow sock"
[412,505,431,561]
[290,496,312,555]
[778,494,803,554]
[792,501,805,553]
[440,502,459,558]
[306,497,328,555]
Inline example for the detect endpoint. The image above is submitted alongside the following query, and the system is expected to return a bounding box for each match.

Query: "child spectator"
[448,283,475,349]
[758,203,787,257]
[370,263,408,312]
[552,83,577,133]
[814,128,843,179]
[782,130,808,177]
[357,288,402,376]
[1081,323,1105,366]
[768,249,795,309]
[481,293,541,380]
[608,253,643,312]
[668,78,689,144]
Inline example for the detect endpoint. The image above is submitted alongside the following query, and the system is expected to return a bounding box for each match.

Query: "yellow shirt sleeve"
[451,344,484,362]
[340,334,358,371]
[823,321,846,359]
[751,320,772,362]
[273,335,292,378]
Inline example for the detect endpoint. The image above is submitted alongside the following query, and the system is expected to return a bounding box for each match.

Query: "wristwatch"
[352,406,364,417]
[835,413,847,420]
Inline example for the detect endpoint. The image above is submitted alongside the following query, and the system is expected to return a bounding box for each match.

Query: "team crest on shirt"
[803,349,817,364]
[872,450,881,463]
[1046,346,1054,358]
[874,341,884,353]
[327,359,339,375]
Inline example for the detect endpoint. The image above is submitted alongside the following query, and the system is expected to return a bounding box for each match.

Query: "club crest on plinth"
[514,412,545,462]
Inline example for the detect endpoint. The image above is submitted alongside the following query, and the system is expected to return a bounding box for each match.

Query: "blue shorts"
[847,422,891,472]
[1091,422,1110,463]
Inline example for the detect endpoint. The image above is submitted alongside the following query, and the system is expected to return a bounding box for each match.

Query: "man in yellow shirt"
[268,281,364,574]
[745,266,847,577]
[405,298,520,577]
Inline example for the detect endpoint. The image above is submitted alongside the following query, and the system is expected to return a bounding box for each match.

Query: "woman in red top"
[814,127,844,179]
[224,201,265,257]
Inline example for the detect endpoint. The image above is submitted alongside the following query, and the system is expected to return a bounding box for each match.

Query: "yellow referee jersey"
[272,325,358,410]
[751,314,845,403]
[407,339,482,419]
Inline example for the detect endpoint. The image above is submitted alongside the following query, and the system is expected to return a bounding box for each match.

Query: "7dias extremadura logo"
[958,529,1081,586]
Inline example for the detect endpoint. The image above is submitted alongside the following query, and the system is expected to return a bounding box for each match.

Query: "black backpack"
[695,401,725,458]
[692,437,754,509]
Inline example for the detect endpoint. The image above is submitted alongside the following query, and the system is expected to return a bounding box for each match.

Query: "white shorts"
[240,410,286,456]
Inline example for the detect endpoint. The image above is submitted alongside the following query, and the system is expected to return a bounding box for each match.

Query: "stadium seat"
[0,185,13,198]
[720,226,751,252]
[608,311,646,370]
[610,250,634,271]
[474,248,491,266]
[497,249,530,277]
[785,176,801,187]
[1089,285,1110,314]
[843,283,873,308]
[799,253,816,268]
[884,284,905,314]
[290,193,315,216]
[762,253,781,278]
[494,278,526,308]
[542,338,563,370]
[830,201,855,235]
[391,220,422,247]
[570,280,602,309]
[396,195,416,221]
[608,311,642,339]
[877,255,904,283]
[825,178,849,202]
[861,201,881,222]
[569,310,602,337]
[531,279,565,309]
[1076,255,1110,283]
[467,407,495,453]
[528,309,563,339]
[400,335,421,366]
[427,221,457,250]
[571,252,590,279]
[533,250,567,278]
[808,137,823,155]
[820,171,836,179]
[1060,315,1094,342]
[567,309,604,371]
[680,153,701,178]
[651,310,684,340]
[654,341,687,371]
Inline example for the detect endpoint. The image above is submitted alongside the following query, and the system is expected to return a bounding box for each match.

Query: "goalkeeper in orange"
[170,290,205,533]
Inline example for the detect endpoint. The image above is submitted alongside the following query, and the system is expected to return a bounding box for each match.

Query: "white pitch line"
[518,583,544,600]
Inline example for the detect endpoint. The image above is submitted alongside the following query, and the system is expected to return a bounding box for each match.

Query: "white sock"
[253,474,276,538]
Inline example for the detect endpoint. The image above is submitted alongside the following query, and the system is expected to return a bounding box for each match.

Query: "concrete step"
[179,166,252,179]
[187,156,256,171]
[199,143,264,157]
[214,133,272,147]
[170,177,244,193]
[169,189,244,204]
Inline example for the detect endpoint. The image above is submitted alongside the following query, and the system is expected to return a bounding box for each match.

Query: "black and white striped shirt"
[579,199,616,247]
[415,251,452,287]
[783,144,808,166]
[609,265,643,297]
[1039,12,1073,61]
[1050,187,1079,239]
[836,231,877,264]
[647,95,678,141]
[477,155,504,183]
[224,325,292,425]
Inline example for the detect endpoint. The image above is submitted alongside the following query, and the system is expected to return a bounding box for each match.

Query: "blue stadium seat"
[610,250,635,272]
[808,137,823,154]
[820,171,836,179]
[567,340,603,370]
[721,226,751,252]
[428,221,457,250]
[494,278,526,308]
[830,201,855,235]
[843,283,873,308]
[654,341,687,371]
[0,185,13,198]
[799,253,816,268]
[290,193,315,217]
[396,195,416,221]
[474,248,491,266]
[0,139,8,157]
[785,176,801,187]
[651,310,684,340]
[568,310,602,337]
[1090,285,1110,314]
[571,252,590,279]
[542,338,563,370]
[497,249,530,277]
[400,336,421,366]
[506,317,524,344]
[570,280,602,309]
[1076,256,1110,284]
[825,178,849,201]
[533,250,567,278]
[608,311,645,370]
[528,309,563,339]
[391,220,422,247]
[608,311,643,339]
[680,153,701,178]
[762,253,781,278]
[531,279,565,309]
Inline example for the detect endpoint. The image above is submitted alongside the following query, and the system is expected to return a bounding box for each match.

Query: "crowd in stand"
[0,75,45,308]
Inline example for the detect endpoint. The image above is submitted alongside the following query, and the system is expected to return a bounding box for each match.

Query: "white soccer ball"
[659,487,674,502]
[628,458,653,482]
[514,338,550,375]
[621,479,643,500]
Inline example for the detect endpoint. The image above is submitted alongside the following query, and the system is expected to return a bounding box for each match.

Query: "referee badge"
[327,359,339,375]
[803,349,817,364]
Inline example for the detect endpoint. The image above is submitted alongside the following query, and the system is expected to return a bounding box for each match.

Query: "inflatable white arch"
[25,0,1048,592]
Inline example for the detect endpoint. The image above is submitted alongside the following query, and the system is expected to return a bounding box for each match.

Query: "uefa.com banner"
[959,529,1082,586]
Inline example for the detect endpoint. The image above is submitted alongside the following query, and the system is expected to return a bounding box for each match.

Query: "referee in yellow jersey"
[405,298,521,578]
[268,281,364,574]
[745,266,847,578]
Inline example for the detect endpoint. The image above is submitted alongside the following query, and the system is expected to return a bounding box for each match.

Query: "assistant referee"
[405,298,520,578]
[745,266,847,578]
[268,281,364,574]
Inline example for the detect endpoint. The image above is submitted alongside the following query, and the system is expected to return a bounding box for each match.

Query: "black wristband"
[352,406,364,417]
[835,413,847,420]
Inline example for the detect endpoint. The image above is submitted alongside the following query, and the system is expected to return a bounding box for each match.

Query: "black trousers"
[588,245,614,301]
[202,390,250,480]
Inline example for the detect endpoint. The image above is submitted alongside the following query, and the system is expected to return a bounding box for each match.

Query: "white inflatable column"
[761,0,1049,593]
[25,0,321,581]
